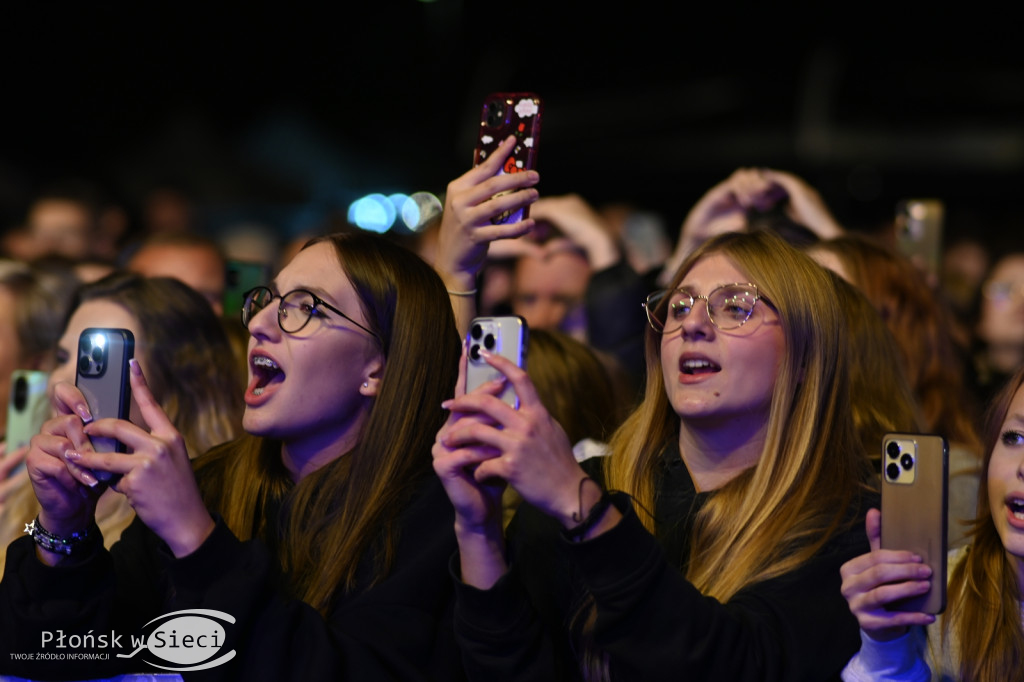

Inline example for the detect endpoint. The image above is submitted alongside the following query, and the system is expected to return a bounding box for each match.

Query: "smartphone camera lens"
[886,441,900,459]
[886,462,901,481]
[486,103,505,128]
[12,376,28,410]
[78,355,92,375]
[471,323,483,340]
[483,333,496,351]
[900,452,914,471]
[469,344,481,361]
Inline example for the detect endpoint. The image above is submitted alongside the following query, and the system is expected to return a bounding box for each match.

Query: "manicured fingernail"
[441,400,453,410]
[77,405,93,423]
[129,358,141,375]
[79,469,99,487]
[64,450,82,462]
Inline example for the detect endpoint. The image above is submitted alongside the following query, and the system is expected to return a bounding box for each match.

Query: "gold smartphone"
[881,433,949,614]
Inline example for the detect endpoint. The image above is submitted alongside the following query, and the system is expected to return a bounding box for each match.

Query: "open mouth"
[1009,497,1024,520]
[249,355,283,396]
[680,358,721,375]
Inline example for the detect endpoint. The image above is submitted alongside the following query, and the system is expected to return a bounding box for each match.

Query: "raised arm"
[434,135,540,336]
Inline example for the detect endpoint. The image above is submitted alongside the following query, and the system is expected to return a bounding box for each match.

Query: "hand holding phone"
[881,432,949,614]
[465,316,528,408]
[474,93,542,225]
[75,328,134,482]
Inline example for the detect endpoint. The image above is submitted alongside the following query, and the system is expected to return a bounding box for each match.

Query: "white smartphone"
[881,432,949,614]
[75,328,134,482]
[465,316,528,408]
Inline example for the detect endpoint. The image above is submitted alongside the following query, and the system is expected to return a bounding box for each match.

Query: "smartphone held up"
[881,432,949,614]
[894,199,944,285]
[5,370,50,479]
[75,327,134,482]
[465,316,529,409]
[474,92,542,225]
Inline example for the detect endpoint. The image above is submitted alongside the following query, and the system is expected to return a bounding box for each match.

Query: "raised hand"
[839,508,937,641]
[438,350,591,528]
[64,359,214,558]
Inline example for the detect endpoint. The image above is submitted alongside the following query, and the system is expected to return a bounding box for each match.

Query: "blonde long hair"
[945,366,1024,681]
[604,230,873,601]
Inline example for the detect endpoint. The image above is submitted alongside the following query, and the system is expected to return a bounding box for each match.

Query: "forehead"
[275,242,355,301]
[680,253,750,290]
[514,251,589,294]
[62,300,140,343]
[1007,385,1024,419]
[990,255,1024,281]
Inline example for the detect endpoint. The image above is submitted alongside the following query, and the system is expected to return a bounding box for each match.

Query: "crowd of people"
[0,136,1022,682]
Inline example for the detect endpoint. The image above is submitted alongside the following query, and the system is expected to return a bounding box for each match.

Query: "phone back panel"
[75,328,134,454]
[6,369,50,451]
[894,199,944,281]
[474,93,542,224]
[880,432,949,614]
[465,316,528,408]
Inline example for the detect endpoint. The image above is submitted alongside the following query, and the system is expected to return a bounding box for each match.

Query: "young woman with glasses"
[0,232,468,680]
[433,229,876,681]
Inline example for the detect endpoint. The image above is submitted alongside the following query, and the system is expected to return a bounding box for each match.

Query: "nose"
[680,296,714,338]
[246,300,281,340]
[520,299,565,332]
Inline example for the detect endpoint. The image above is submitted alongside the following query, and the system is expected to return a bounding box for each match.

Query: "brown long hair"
[71,272,243,455]
[945,366,1024,681]
[605,230,873,601]
[810,235,981,453]
[831,272,923,467]
[195,232,460,614]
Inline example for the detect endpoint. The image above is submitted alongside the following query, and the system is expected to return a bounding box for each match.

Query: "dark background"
[2,3,1022,246]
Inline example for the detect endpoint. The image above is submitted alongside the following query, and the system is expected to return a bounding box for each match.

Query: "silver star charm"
[24,519,36,535]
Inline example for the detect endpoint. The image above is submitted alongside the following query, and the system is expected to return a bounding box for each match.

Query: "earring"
[363,382,368,387]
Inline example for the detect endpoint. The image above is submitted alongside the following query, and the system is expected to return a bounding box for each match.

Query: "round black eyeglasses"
[643,283,766,333]
[241,286,380,341]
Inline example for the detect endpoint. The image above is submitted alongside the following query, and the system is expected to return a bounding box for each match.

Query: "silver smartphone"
[75,328,134,481]
[894,199,944,283]
[465,316,528,408]
[881,432,949,614]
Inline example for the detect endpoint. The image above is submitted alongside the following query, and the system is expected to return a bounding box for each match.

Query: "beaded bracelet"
[564,477,614,542]
[24,516,97,557]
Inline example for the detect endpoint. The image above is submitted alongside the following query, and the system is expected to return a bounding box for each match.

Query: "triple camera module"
[884,438,916,485]
[469,322,496,361]
[78,331,110,378]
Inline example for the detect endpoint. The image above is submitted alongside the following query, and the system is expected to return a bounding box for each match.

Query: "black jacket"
[0,471,462,682]
[454,443,871,682]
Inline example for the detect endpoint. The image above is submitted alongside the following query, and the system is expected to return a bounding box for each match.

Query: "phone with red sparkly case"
[473,92,542,225]
[881,432,948,614]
